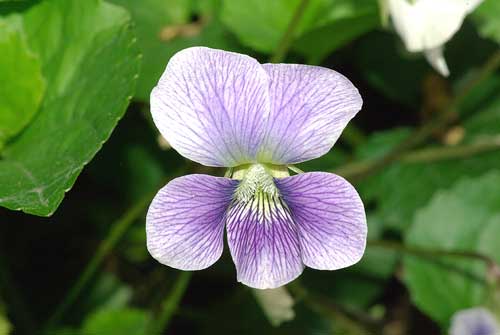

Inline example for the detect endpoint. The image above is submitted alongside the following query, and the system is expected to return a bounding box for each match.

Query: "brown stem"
[336,136,500,179]
[368,240,500,280]
[337,50,500,183]
[269,0,310,63]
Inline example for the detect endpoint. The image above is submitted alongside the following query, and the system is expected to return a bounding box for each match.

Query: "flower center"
[231,164,289,203]
[228,164,293,226]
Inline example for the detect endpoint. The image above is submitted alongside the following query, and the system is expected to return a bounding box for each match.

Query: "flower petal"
[258,64,362,164]
[387,0,470,52]
[450,307,500,335]
[151,47,271,167]
[226,193,304,289]
[424,46,450,77]
[276,172,367,270]
[146,174,238,270]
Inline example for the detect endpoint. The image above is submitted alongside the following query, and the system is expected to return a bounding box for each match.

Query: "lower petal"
[276,172,367,270]
[146,174,238,270]
[226,193,304,289]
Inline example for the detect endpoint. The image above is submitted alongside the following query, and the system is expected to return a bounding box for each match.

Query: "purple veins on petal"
[146,165,308,289]
[146,174,238,271]
[259,64,363,165]
[148,46,367,288]
[150,47,271,167]
[276,172,367,270]
[224,165,366,289]
[151,47,363,168]
[226,190,304,289]
[146,166,367,289]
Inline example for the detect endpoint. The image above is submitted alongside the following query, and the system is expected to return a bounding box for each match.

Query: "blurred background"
[1,0,500,334]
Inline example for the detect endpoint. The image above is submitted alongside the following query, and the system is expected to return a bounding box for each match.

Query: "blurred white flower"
[449,307,500,335]
[253,287,295,326]
[386,0,484,76]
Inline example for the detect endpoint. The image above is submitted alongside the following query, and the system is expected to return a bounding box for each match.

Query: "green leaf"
[82,308,150,335]
[221,0,378,58]
[108,0,191,100]
[79,273,133,315]
[472,0,500,45]
[0,17,44,149]
[0,0,140,216]
[459,76,500,137]
[221,0,309,53]
[403,172,500,326]
[293,1,380,64]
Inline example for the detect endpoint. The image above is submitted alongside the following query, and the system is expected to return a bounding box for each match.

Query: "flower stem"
[368,240,500,282]
[148,272,191,334]
[44,190,156,330]
[335,136,500,179]
[401,136,500,163]
[338,50,500,182]
[269,0,310,63]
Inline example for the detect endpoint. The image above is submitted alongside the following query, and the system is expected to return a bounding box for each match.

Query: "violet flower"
[450,307,500,335]
[147,47,367,289]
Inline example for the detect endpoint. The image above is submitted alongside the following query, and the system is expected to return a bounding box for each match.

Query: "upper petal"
[150,47,271,167]
[258,64,362,164]
[276,172,367,270]
[387,0,470,52]
[146,174,238,270]
[226,191,304,289]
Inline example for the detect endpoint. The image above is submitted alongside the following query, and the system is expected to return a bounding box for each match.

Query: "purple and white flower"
[449,307,500,335]
[146,47,367,289]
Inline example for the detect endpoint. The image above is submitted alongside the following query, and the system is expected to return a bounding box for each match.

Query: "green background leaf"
[1,0,500,334]
[221,0,378,60]
[82,308,149,335]
[0,17,44,150]
[0,0,140,216]
[356,76,500,231]
[110,0,243,101]
[403,172,500,325]
[472,0,500,45]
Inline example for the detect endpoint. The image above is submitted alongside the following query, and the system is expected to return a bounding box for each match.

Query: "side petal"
[258,64,362,164]
[146,174,238,270]
[226,193,304,289]
[151,47,270,167]
[276,172,367,270]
